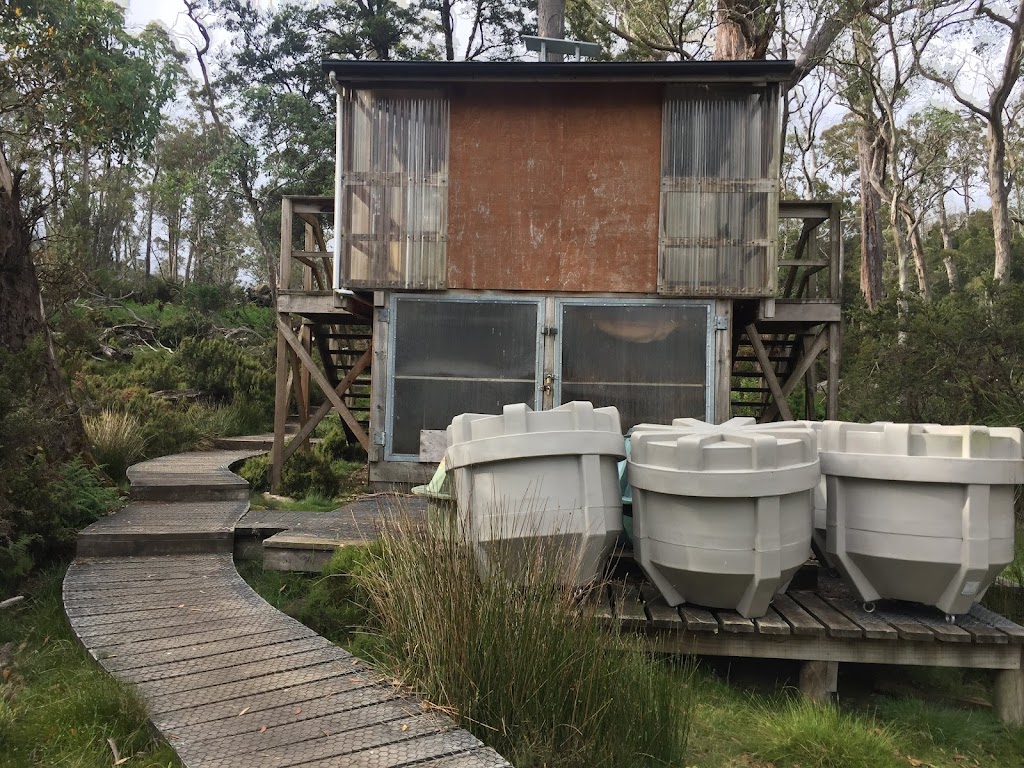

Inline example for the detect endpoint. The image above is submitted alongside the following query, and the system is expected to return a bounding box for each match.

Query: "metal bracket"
[542,326,558,336]
[372,431,386,446]
[377,308,390,323]
[714,315,729,331]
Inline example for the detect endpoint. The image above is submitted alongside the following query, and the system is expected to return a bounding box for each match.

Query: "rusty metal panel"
[341,91,449,290]
[659,84,781,297]
[447,84,661,293]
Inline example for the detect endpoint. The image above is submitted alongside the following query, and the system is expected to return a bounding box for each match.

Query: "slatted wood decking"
[601,576,1024,724]
[65,450,509,768]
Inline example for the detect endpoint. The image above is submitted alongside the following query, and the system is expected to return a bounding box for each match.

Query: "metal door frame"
[385,293,546,462]
[552,297,716,424]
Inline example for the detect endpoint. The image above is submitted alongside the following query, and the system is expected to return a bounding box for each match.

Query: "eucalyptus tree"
[0,0,176,456]
[912,0,1024,284]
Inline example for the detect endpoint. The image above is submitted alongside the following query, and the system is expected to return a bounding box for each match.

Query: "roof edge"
[322,60,796,87]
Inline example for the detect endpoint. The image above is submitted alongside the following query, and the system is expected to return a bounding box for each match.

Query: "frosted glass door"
[555,300,712,430]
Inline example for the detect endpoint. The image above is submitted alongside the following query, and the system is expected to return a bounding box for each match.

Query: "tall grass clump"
[358,503,693,768]
[83,409,146,480]
[754,697,903,768]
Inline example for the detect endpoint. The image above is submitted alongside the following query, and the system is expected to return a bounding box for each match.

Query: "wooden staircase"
[728,201,843,423]
[731,326,817,422]
[310,319,372,438]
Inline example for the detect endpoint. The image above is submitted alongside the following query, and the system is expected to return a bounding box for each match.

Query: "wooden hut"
[270,60,842,489]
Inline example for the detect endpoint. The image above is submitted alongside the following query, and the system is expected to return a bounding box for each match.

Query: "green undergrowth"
[242,541,1024,768]
[236,545,382,658]
[686,666,1024,767]
[247,492,340,513]
[0,567,182,768]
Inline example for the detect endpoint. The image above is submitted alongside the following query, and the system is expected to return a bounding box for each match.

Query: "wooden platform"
[236,497,428,572]
[65,450,509,768]
[600,576,1024,723]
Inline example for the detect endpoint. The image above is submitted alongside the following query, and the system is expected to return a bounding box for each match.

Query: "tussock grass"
[83,410,146,480]
[0,567,181,768]
[753,697,903,768]
[356,505,693,768]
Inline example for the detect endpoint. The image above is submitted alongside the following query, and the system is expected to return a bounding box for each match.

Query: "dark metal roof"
[322,60,796,88]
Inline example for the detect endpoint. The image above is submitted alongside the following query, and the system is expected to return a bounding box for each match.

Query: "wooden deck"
[65,450,509,768]
[600,575,1024,723]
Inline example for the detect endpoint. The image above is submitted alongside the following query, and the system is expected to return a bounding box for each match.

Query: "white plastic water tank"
[628,418,819,618]
[820,421,1024,616]
[444,401,626,586]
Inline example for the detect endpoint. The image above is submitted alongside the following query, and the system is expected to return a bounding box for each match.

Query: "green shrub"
[357,508,693,768]
[239,455,271,492]
[178,336,273,407]
[155,311,212,348]
[842,287,1024,426]
[314,416,368,462]
[84,410,146,480]
[280,451,341,498]
[135,402,207,458]
[182,283,230,313]
[123,348,182,391]
[2,458,120,590]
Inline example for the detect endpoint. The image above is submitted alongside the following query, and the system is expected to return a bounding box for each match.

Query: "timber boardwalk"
[64,450,509,768]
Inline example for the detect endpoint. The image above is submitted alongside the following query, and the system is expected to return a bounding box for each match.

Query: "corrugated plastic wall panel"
[659,85,781,296]
[342,91,449,290]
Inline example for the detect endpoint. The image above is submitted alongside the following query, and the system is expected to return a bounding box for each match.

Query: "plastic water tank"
[628,418,819,618]
[444,401,626,586]
[820,422,1024,616]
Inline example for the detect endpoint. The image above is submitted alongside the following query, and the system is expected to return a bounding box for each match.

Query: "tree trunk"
[893,212,910,296]
[936,194,958,291]
[714,0,776,60]
[440,0,455,60]
[988,123,1012,283]
[144,162,158,279]
[899,204,931,301]
[537,0,565,60]
[857,126,884,308]
[0,148,85,460]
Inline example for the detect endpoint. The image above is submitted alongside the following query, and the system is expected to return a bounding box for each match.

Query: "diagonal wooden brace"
[281,345,372,464]
[745,323,794,422]
[276,316,370,450]
[761,327,830,422]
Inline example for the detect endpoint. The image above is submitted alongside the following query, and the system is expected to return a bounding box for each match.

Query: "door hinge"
[372,431,386,446]
[714,315,729,331]
[377,308,389,323]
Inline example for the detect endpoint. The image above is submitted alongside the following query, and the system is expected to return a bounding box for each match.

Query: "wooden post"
[995,651,1023,726]
[271,199,295,492]
[799,660,838,703]
[827,322,841,420]
[803,332,818,420]
[270,326,290,493]
[299,224,315,427]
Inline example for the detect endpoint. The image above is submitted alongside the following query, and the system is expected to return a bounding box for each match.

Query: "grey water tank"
[820,422,1023,616]
[444,401,625,586]
[628,418,819,618]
